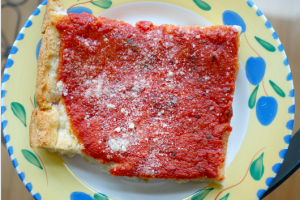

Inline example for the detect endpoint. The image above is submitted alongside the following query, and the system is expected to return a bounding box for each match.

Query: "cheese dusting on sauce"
[56,13,240,180]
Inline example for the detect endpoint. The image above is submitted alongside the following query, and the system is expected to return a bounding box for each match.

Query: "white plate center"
[63,2,250,200]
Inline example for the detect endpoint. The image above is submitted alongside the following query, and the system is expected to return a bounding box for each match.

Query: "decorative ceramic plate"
[1,0,295,199]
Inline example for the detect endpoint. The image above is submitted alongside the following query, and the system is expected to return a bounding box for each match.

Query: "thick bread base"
[30,0,240,186]
[30,104,84,156]
[35,0,67,110]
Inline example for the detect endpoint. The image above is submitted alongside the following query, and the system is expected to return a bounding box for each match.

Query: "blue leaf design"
[245,57,266,85]
[8,146,13,156]
[2,120,8,130]
[257,189,266,199]
[247,0,254,7]
[16,33,24,40]
[26,183,33,192]
[284,58,289,66]
[265,20,272,28]
[1,106,7,114]
[70,192,94,200]
[24,20,32,28]
[286,72,292,81]
[256,9,262,16]
[12,158,18,168]
[256,96,278,126]
[5,59,14,68]
[222,10,246,33]
[284,135,291,144]
[1,90,7,98]
[265,177,274,186]
[289,89,294,97]
[279,149,287,159]
[41,0,47,5]
[2,74,10,83]
[288,105,295,114]
[272,32,278,39]
[33,193,42,200]
[10,46,18,54]
[67,7,93,14]
[286,120,294,130]
[33,8,40,16]
[19,172,25,181]
[4,135,10,143]
[278,44,283,52]
[272,163,281,173]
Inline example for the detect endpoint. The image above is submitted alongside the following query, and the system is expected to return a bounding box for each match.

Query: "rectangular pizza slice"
[30,0,241,185]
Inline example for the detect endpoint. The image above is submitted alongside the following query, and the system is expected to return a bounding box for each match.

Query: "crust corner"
[29,107,59,148]
[41,0,67,34]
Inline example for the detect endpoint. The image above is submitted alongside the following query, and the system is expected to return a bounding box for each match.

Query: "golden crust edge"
[36,0,67,110]
[30,108,58,148]
[30,104,84,154]
[30,0,67,148]
[41,0,67,34]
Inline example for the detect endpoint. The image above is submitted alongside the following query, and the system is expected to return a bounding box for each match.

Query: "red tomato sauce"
[56,13,239,180]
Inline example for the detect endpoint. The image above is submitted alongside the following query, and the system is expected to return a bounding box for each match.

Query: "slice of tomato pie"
[30,0,240,185]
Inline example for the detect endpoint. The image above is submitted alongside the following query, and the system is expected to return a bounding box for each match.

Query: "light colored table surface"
[1,0,299,199]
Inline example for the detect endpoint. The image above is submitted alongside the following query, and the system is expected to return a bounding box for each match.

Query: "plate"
[1,0,294,199]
